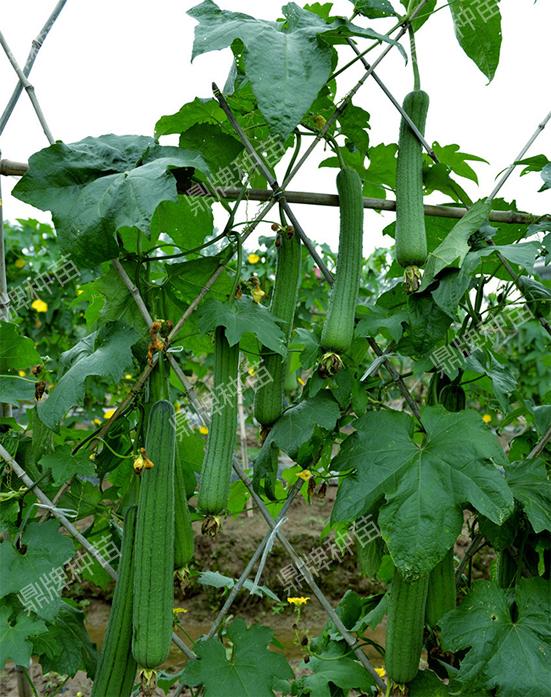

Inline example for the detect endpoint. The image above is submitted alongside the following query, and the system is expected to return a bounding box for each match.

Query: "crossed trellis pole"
[1,1,551,694]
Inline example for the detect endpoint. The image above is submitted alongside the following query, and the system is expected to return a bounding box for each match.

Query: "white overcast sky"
[1,0,549,253]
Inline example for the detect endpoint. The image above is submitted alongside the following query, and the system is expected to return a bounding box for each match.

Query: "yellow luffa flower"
[287,597,310,606]
[482,414,492,424]
[31,299,48,313]
[252,286,266,303]
[247,253,260,264]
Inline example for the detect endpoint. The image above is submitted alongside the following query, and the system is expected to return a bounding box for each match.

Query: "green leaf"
[39,446,96,486]
[13,135,208,266]
[440,578,551,697]
[32,604,97,678]
[253,391,340,498]
[432,142,488,184]
[420,199,493,290]
[354,0,397,19]
[182,619,293,697]
[0,607,47,668]
[0,376,36,404]
[449,0,502,82]
[155,97,228,137]
[188,1,402,139]
[539,163,551,191]
[337,103,371,154]
[464,350,517,410]
[197,571,279,601]
[355,307,407,343]
[198,297,286,356]
[37,322,140,431]
[152,195,214,251]
[181,124,244,173]
[409,670,451,695]
[0,521,74,603]
[332,407,513,577]
[188,0,333,139]
[267,391,340,456]
[0,322,41,372]
[364,143,397,198]
[90,264,148,336]
[400,293,453,356]
[505,459,551,533]
[301,652,375,697]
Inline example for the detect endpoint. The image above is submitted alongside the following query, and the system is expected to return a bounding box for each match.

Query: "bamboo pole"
[0,0,68,136]
[0,32,54,144]
[0,158,545,225]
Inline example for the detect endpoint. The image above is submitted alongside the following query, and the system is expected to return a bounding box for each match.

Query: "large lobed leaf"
[37,321,140,431]
[198,297,287,356]
[331,406,513,578]
[182,618,293,697]
[440,578,551,697]
[188,0,403,139]
[13,135,208,266]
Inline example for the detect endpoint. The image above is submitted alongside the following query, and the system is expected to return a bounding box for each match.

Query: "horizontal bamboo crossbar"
[1,158,547,225]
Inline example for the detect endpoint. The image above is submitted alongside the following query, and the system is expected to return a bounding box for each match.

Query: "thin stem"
[345,39,436,159]
[112,259,153,326]
[229,233,242,300]
[529,423,551,459]
[367,338,424,426]
[283,130,302,183]
[408,24,421,90]
[0,155,12,419]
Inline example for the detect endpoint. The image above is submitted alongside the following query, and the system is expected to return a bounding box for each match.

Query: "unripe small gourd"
[254,229,301,426]
[395,90,430,269]
[197,326,239,514]
[320,167,364,353]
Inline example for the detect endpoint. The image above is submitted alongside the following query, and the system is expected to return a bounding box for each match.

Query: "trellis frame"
[1,1,550,695]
